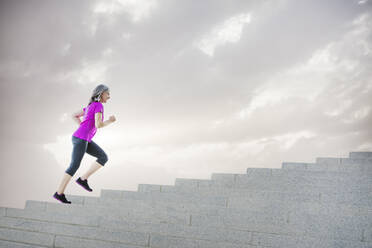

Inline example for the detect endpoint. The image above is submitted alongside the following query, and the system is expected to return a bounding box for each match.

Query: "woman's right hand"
[109,115,116,123]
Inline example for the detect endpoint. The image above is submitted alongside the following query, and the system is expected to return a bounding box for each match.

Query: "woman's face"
[100,91,110,103]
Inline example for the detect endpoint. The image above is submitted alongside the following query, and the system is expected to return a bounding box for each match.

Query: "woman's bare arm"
[72,109,84,124]
[95,112,113,128]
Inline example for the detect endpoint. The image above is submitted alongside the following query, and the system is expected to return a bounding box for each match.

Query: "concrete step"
[137,183,372,206]
[0,215,267,248]
[0,216,148,248]
[0,239,47,248]
[171,177,371,193]
[317,157,372,165]
[8,214,366,248]
[141,177,370,195]
[3,205,371,247]
[22,200,289,228]
[0,208,289,247]
[112,187,322,202]
[0,226,54,247]
[138,183,323,198]
[97,189,226,207]
[24,195,372,227]
[15,202,191,226]
[2,150,372,248]
[142,182,370,203]
[24,193,372,228]
[228,191,372,208]
[211,172,371,187]
[350,151,372,159]
[245,167,370,177]
[23,196,372,234]
[96,179,372,206]
[282,161,372,172]
[97,188,372,207]
[46,193,372,229]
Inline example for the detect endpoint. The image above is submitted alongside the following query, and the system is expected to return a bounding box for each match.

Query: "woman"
[53,84,116,204]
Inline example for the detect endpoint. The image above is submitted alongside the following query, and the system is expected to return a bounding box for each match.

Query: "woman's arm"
[72,109,84,124]
[95,112,112,128]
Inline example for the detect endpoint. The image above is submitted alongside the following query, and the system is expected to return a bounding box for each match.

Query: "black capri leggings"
[65,135,108,176]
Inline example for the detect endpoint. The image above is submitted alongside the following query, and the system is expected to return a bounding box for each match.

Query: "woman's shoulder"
[89,101,103,107]
[95,101,103,108]
[92,101,104,111]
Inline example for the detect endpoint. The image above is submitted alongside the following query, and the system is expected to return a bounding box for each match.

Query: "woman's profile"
[53,84,116,204]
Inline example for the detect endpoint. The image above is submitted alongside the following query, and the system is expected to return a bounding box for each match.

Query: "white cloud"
[93,0,158,23]
[341,105,371,123]
[324,99,353,117]
[349,13,372,56]
[60,43,71,56]
[59,112,70,122]
[236,11,371,120]
[357,0,369,5]
[269,131,317,150]
[54,58,110,85]
[122,32,132,40]
[76,59,109,85]
[43,135,72,169]
[88,0,158,36]
[353,106,371,119]
[356,141,372,150]
[102,48,113,57]
[194,13,251,56]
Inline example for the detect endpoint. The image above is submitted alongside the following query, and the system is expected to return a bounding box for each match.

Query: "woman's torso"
[72,101,104,142]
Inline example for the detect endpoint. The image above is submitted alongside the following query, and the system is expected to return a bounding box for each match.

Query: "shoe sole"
[53,195,71,204]
[76,180,93,192]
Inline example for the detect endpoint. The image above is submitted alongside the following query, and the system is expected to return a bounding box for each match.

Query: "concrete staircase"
[0,151,371,248]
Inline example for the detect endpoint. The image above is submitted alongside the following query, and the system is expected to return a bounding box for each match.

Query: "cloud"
[358,0,369,5]
[193,13,251,56]
[93,0,158,23]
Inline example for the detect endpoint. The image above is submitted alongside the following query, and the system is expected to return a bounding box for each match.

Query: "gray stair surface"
[1,151,372,248]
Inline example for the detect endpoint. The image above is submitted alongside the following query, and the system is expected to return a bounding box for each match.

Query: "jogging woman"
[53,84,116,204]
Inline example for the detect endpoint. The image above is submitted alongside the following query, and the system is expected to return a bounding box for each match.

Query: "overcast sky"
[1,0,371,208]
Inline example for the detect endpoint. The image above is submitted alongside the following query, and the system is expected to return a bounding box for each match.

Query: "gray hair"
[88,84,109,105]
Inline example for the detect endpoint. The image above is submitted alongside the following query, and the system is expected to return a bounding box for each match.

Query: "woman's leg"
[81,140,108,180]
[57,173,72,194]
[80,161,103,180]
[57,136,87,194]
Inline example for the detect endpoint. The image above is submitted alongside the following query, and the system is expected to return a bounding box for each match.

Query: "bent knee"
[97,153,108,166]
